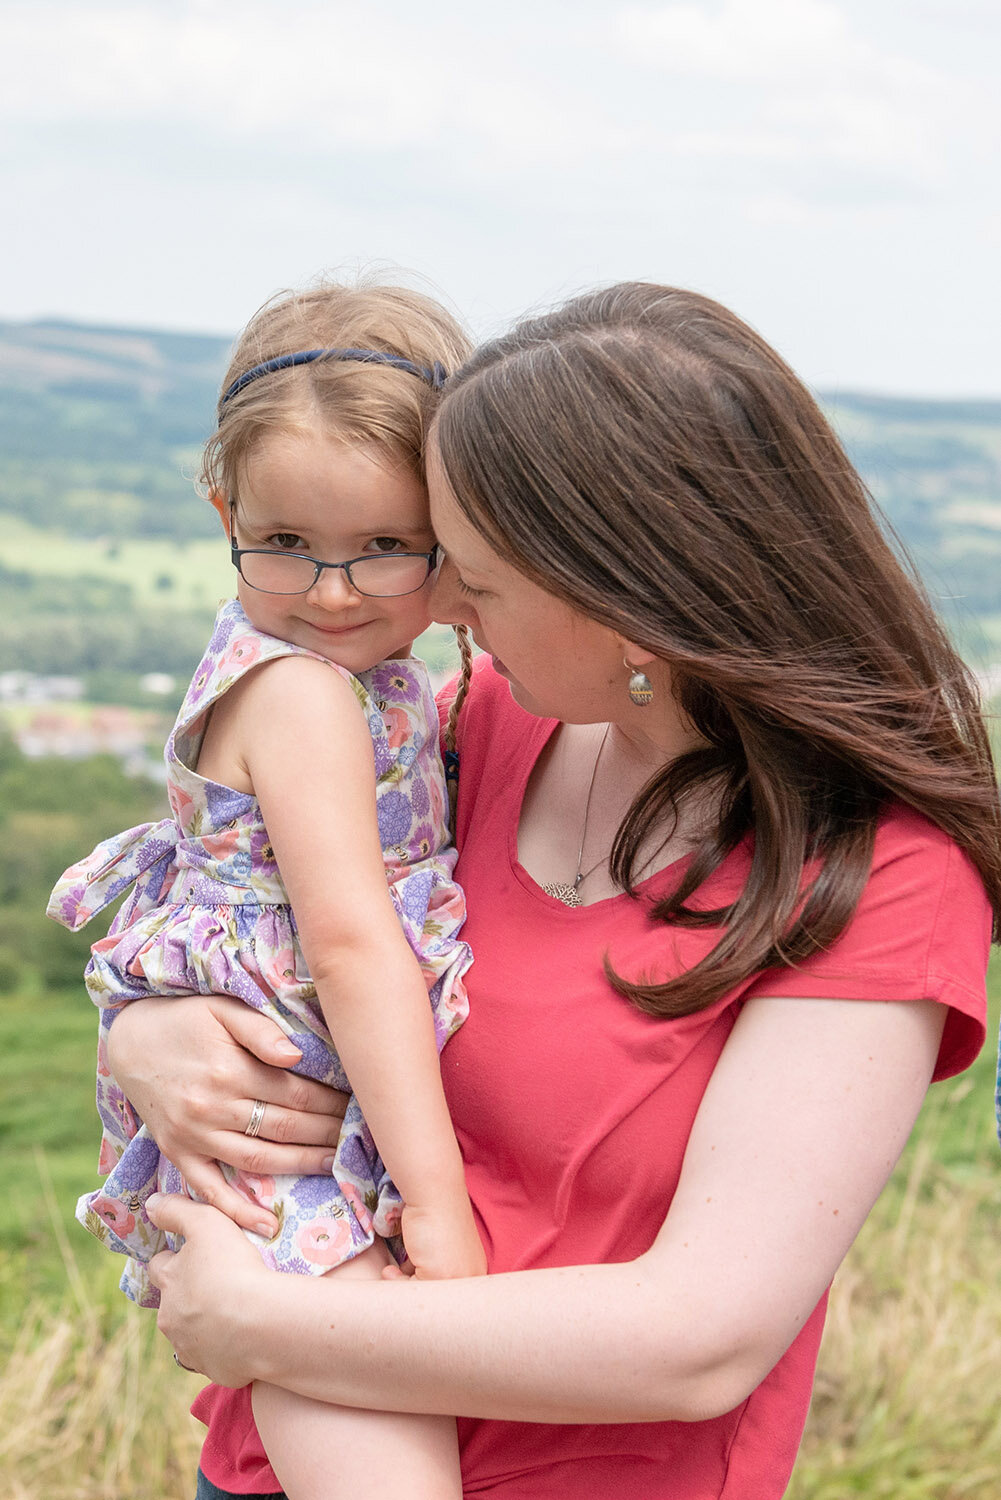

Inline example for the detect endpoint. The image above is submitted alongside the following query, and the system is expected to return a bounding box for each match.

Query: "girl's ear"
[207,490,231,536]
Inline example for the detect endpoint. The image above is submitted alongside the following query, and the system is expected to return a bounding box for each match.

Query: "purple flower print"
[408,823,436,863]
[290,1029,347,1088]
[204,782,255,826]
[278,1255,314,1277]
[107,1130,160,1191]
[338,1129,378,1181]
[371,734,391,778]
[411,775,430,818]
[185,664,214,709]
[207,609,238,655]
[290,1175,341,1212]
[372,662,421,704]
[249,827,278,874]
[377,789,411,845]
[400,870,434,923]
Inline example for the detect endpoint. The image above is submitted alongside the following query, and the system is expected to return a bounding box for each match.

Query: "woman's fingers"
[226,1094,347,1147]
[206,1133,343,1179]
[208,996,305,1067]
[232,1069,349,1131]
[148,1190,203,1240]
[180,1157,279,1235]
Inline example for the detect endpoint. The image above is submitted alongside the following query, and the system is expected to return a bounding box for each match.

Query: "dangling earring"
[624,657,654,707]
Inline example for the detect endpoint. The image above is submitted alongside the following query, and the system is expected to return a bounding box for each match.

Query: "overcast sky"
[3,0,998,395]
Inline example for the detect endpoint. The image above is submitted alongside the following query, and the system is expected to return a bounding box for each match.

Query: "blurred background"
[1,3,998,1495]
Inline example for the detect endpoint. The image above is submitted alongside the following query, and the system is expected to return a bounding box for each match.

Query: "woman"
[111,283,999,1499]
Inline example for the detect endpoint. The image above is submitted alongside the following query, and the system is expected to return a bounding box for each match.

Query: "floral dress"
[48,599,471,1307]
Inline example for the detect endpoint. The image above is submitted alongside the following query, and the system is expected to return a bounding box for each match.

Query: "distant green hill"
[0,318,231,541]
[1,319,1000,674]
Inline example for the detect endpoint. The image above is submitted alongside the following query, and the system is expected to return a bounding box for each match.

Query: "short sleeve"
[745,805,991,1080]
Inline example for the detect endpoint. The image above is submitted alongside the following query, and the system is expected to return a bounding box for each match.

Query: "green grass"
[0,516,233,614]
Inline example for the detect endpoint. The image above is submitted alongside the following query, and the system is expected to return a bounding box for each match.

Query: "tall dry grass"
[2,1101,999,1498]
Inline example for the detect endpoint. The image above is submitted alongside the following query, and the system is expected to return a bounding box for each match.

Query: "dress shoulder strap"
[170,599,372,774]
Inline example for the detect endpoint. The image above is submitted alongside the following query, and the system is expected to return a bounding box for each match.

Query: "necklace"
[542,724,611,908]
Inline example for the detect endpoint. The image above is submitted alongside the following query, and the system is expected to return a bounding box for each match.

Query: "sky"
[2,0,999,395]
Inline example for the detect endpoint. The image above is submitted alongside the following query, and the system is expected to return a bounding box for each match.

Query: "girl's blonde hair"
[200,278,472,500]
[201,276,476,832]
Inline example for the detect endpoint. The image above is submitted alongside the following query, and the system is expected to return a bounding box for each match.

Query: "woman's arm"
[107,995,348,1232]
[227,655,483,1277]
[148,991,945,1422]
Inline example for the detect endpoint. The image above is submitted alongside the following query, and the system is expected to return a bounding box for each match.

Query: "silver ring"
[173,1351,194,1371]
[244,1098,267,1138]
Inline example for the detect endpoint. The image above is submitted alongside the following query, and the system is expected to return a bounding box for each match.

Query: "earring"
[624,657,654,707]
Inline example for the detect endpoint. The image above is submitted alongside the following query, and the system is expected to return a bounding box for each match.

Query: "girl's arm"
[148,991,945,1422]
[226,654,483,1278]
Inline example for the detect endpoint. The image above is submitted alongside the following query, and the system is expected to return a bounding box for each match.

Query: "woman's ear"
[617,637,658,670]
[207,490,231,537]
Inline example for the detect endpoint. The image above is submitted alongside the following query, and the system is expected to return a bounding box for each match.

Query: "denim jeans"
[195,1469,286,1500]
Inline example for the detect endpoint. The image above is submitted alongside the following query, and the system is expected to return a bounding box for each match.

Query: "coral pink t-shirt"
[194,658,990,1498]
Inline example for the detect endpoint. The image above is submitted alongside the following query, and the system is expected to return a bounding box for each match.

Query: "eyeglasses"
[229,504,440,599]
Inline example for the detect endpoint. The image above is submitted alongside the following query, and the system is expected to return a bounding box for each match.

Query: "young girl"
[47,281,482,1499]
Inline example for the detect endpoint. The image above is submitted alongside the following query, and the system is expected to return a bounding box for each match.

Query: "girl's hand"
[147,1192,271,1386]
[400,1197,487,1281]
[107,995,348,1233]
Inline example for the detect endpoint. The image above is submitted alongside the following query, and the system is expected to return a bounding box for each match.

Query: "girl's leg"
[251,1242,462,1500]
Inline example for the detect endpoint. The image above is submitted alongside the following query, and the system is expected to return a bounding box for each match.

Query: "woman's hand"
[107,995,348,1232]
[147,1193,273,1386]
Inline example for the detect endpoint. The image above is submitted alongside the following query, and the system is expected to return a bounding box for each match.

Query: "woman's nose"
[429,559,474,627]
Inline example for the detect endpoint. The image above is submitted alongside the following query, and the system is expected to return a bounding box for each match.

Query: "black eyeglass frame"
[228,502,440,599]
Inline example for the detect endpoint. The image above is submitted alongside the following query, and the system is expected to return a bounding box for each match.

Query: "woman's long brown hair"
[435,283,1001,1018]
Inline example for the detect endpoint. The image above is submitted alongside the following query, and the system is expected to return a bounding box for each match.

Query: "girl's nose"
[305,565,360,609]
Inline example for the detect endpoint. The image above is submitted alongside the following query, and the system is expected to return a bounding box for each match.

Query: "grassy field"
[1,516,233,615]
[1,968,999,1497]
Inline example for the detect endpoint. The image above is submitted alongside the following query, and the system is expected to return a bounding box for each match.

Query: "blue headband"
[220,347,448,406]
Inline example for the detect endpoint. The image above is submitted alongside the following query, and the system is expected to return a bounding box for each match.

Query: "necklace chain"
[542,724,611,908]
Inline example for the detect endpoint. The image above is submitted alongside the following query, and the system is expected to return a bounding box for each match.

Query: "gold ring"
[244,1098,267,1138]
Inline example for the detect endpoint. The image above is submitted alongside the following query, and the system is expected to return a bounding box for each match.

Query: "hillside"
[1,318,1000,681]
[0,318,230,541]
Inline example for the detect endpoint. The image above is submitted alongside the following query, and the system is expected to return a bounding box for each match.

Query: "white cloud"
[616,0,951,180]
[617,0,855,82]
[0,1,630,165]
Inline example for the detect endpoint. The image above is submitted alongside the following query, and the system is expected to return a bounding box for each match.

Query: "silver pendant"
[542,880,583,907]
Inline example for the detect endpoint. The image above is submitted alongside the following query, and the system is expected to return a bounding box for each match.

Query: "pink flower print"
[428,773,444,824]
[201,828,240,864]
[233,1171,277,1210]
[219,634,263,676]
[96,1034,112,1079]
[91,1195,136,1237]
[169,784,195,830]
[428,884,465,925]
[98,1138,120,1174]
[382,704,412,751]
[340,1181,375,1236]
[297,1215,352,1266]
